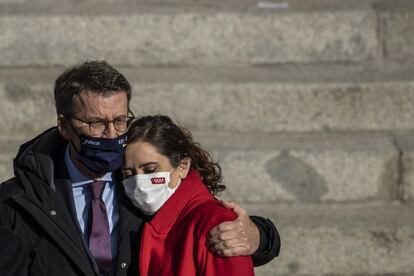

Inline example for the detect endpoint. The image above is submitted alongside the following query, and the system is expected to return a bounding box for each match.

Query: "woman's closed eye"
[143,166,157,174]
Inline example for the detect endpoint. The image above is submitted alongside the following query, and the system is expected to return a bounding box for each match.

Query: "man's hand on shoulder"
[207,201,260,257]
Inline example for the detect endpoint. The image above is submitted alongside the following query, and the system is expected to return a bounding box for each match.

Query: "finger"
[207,228,246,247]
[207,229,238,246]
[210,238,250,251]
[219,200,238,210]
[209,220,239,236]
[220,201,248,218]
[211,246,251,257]
[231,204,248,218]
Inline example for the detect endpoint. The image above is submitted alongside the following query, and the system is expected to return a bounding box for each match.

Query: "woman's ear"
[178,157,191,179]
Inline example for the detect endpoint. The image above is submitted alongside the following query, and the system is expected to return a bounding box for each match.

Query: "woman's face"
[123,141,182,188]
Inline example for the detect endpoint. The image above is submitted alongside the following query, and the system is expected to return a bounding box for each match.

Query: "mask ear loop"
[64,117,82,156]
[168,167,182,191]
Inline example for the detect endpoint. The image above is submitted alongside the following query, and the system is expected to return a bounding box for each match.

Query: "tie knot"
[90,181,106,200]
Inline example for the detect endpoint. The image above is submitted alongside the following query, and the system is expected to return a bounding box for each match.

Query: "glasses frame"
[70,110,135,135]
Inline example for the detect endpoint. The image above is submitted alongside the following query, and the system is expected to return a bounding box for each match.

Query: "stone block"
[198,133,398,203]
[0,83,56,137]
[404,154,414,201]
[248,203,414,276]
[0,9,376,66]
[3,66,414,137]
[383,12,414,61]
[2,67,414,137]
[0,132,399,203]
[129,77,414,133]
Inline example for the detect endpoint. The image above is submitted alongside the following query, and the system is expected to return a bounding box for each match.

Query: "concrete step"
[0,131,408,203]
[200,131,401,203]
[0,0,377,66]
[376,0,414,64]
[246,202,414,276]
[2,65,414,137]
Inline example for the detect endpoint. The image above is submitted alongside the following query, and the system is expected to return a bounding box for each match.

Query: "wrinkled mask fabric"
[74,132,128,174]
[122,170,177,215]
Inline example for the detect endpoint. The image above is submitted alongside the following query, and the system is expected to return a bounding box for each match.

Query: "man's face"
[57,90,129,174]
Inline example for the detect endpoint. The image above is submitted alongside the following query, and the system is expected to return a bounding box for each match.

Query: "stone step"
[0,131,407,203]
[0,0,377,66]
[199,131,401,203]
[1,65,414,137]
[245,202,414,276]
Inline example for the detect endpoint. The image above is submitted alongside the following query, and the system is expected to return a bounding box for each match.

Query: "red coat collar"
[148,170,214,234]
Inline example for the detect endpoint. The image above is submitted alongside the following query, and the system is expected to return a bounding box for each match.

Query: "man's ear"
[57,115,72,140]
[178,157,191,179]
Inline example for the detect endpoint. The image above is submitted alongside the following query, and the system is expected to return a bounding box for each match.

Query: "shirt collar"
[64,145,113,187]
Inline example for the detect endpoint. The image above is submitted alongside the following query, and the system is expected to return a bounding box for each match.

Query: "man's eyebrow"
[84,114,129,121]
[81,116,105,121]
[138,161,158,168]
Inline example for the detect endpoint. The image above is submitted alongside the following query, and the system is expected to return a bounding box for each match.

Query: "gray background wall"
[1,0,414,275]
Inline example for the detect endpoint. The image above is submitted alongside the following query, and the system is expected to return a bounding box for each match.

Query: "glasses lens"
[89,121,106,135]
[114,117,129,132]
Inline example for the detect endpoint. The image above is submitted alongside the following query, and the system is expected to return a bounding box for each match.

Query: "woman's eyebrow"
[138,161,158,168]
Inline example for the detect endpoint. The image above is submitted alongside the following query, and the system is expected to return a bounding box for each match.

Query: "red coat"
[139,170,254,276]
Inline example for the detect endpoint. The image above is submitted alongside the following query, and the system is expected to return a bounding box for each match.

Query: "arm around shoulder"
[250,215,281,266]
[197,204,255,276]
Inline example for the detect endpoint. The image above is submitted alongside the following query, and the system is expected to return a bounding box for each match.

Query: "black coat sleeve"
[0,227,29,276]
[250,216,281,267]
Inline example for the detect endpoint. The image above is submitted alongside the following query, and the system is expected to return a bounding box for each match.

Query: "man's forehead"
[78,89,126,99]
[73,90,128,117]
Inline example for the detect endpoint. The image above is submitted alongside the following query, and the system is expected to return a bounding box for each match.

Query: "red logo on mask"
[151,177,166,184]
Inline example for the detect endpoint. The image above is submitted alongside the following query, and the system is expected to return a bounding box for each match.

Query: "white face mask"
[122,170,179,215]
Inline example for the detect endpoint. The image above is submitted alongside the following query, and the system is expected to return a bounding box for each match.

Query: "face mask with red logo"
[122,169,178,215]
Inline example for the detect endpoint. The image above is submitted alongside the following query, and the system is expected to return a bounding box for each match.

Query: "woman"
[122,115,254,276]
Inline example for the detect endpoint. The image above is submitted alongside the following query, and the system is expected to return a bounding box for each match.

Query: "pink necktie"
[89,181,112,275]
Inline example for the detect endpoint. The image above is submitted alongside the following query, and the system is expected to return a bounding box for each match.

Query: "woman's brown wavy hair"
[126,115,225,195]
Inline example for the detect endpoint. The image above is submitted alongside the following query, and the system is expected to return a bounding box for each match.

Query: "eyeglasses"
[70,110,135,135]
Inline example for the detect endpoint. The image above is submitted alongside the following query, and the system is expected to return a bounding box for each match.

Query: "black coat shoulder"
[0,177,23,228]
[0,177,21,201]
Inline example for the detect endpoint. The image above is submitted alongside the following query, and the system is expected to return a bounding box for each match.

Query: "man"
[0,61,280,275]
[0,227,28,275]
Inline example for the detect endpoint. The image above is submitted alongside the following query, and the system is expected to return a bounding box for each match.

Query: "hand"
[207,201,260,257]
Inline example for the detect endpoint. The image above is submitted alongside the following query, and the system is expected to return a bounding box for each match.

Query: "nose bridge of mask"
[70,125,128,173]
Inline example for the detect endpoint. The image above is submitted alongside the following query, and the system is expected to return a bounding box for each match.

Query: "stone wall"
[1,0,414,275]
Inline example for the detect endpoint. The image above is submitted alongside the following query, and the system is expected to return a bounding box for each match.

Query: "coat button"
[121,263,127,269]
[50,210,57,216]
